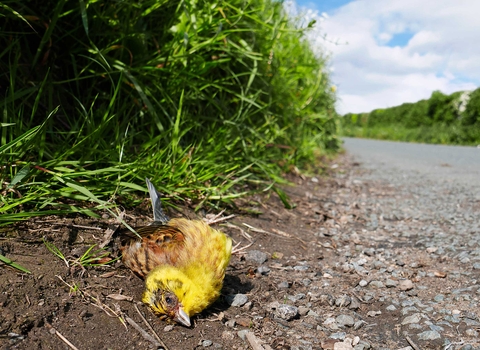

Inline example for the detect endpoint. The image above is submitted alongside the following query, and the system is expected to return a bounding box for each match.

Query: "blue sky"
[292,0,480,114]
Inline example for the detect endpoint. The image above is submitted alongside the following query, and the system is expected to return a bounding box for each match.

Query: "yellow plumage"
[120,179,232,327]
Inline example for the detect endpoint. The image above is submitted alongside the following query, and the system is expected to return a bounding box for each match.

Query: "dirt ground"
[1,153,479,350]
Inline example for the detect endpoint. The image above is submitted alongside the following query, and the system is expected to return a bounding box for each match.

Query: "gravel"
[229,146,480,350]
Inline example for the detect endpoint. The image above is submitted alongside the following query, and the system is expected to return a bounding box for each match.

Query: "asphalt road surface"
[342,137,480,190]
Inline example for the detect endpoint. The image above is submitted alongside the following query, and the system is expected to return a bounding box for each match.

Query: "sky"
[291,0,480,114]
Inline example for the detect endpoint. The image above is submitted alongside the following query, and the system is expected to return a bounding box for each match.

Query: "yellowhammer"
[120,179,232,327]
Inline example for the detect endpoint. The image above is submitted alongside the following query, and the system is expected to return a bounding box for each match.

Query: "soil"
[1,153,479,350]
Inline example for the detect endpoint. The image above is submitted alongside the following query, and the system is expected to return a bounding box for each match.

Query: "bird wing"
[145,178,170,224]
[120,223,186,278]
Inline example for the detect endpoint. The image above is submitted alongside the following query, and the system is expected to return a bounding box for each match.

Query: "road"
[342,137,480,189]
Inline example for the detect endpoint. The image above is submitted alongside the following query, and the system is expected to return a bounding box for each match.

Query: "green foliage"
[0,0,338,224]
[463,88,480,125]
[340,88,480,145]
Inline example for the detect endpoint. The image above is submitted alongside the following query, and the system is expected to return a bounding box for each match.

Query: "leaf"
[0,254,31,274]
[273,186,294,209]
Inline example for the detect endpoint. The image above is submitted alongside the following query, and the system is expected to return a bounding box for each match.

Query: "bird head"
[142,266,192,327]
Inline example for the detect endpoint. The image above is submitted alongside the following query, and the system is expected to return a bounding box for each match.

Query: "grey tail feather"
[145,178,170,224]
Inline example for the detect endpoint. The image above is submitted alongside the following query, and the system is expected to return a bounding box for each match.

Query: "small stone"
[257,265,270,275]
[465,328,479,337]
[363,293,375,302]
[458,345,474,350]
[358,280,368,287]
[241,301,252,311]
[274,304,299,321]
[307,309,319,317]
[334,340,354,350]
[402,306,419,315]
[433,294,445,302]
[225,320,236,328]
[323,317,340,330]
[335,295,351,307]
[385,279,398,288]
[354,340,371,350]
[336,314,354,327]
[366,310,381,317]
[294,265,309,271]
[386,305,397,311]
[417,330,441,340]
[298,306,310,316]
[163,325,174,332]
[352,336,360,346]
[356,258,367,266]
[348,297,361,310]
[221,331,235,340]
[473,263,480,270]
[278,281,290,289]
[330,331,346,339]
[402,313,422,325]
[202,340,213,347]
[369,281,385,288]
[398,279,414,291]
[226,294,248,307]
[302,278,312,286]
[245,250,268,264]
[406,289,418,297]
[237,330,249,341]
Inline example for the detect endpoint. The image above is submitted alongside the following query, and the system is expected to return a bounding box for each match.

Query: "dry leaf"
[99,271,116,278]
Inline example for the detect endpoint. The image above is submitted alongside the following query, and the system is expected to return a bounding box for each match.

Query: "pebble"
[225,320,236,328]
[385,279,398,288]
[398,280,414,291]
[257,265,271,275]
[369,280,384,288]
[274,304,299,321]
[417,330,441,340]
[336,314,354,327]
[237,330,249,341]
[202,340,213,347]
[358,280,369,287]
[402,313,422,325]
[298,306,310,316]
[245,250,268,264]
[225,294,248,307]
[160,325,173,334]
[294,265,310,271]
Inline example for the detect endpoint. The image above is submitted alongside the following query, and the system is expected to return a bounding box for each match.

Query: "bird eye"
[165,295,175,305]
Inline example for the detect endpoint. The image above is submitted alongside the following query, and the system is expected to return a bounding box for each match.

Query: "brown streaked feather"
[120,223,186,278]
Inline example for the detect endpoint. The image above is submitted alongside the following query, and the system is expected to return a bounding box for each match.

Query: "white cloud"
[297,0,480,114]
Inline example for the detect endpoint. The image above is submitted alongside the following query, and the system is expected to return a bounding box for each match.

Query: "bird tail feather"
[146,178,170,224]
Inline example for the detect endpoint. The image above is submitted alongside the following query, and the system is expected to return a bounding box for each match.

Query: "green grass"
[43,238,119,269]
[0,0,338,226]
[0,253,31,274]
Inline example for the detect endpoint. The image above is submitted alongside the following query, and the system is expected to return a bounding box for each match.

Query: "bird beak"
[174,307,191,327]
